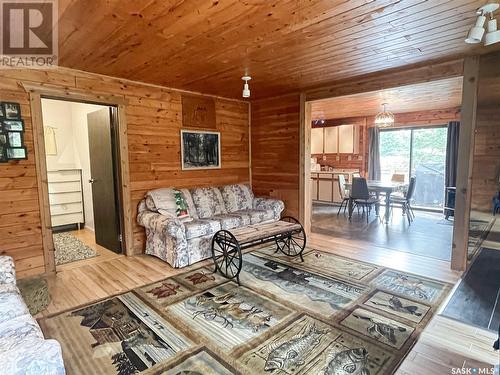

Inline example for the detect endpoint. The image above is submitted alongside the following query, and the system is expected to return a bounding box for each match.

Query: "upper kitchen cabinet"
[324,127,338,153]
[311,128,324,154]
[311,124,359,154]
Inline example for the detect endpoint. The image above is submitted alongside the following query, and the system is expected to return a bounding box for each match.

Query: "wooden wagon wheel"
[211,230,242,284]
[275,216,306,261]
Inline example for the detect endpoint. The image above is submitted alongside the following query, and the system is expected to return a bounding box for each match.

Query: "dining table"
[344,180,407,223]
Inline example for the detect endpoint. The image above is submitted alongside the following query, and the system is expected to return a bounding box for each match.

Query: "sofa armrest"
[137,211,186,242]
[0,338,65,375]
[0,256,16,286]
[253,197,285,220]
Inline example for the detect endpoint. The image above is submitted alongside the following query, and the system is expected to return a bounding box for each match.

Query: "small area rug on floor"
[53,232,98,266]
[18,277,50,315]
[39,246,452,375]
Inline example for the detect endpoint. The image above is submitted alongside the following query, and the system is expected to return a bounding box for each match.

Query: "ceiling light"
[242,76,251,98]
[465,3,500,45]
[485,13,500,45]
[375,103,394,128]
[465,14,486,43]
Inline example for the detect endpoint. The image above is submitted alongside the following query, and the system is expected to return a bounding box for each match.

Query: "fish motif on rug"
[264,323,328,371]
[322,347,370,375]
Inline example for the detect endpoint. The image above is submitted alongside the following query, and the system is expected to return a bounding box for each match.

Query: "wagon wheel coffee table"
[211,216,306,285]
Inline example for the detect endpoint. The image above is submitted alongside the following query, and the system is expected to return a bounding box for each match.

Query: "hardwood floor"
[30,228,498,374]
[312,202,453,261]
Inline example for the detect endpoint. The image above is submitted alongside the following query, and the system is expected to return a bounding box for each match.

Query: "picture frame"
[6,147,27,160]
[7,131,23,147]
[181,129,221,170]
[0,133,7,163]
[1,102,21,119]
[0,146,6,163]
[2,119,25,131]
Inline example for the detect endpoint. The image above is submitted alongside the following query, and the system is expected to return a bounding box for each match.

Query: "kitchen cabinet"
[311,170,359,204]
[311,128,324,154]
[338,125,354,153]
[324,127,338,153]
[311,125,358,154]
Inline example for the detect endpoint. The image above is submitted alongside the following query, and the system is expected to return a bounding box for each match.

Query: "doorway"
[41,98,123,268]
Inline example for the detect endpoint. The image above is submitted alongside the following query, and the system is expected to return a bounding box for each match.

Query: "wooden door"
[87,108,122,253]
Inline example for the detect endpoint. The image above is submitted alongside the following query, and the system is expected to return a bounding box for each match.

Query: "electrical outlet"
[348,155,352,161]
[358,155,363,160]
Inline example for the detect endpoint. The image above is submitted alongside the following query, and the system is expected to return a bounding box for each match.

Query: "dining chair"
[350,177,380,223]
[337,174,349,215]
[390,176,416,224]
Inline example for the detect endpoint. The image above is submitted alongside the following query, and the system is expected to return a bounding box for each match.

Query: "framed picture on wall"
[6,147,27,160]
[0,133,7,163]
[1,102,21,119]
[2,119,24,131]
[181,130,221,170]
[7,131,23,147]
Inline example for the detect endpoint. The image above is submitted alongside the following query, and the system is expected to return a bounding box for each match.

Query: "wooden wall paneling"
[470,51,500,213]
[310,77,463,120]
[452,56,480,271]
[305,59,464,101]
[251,94,300,218]
[0,68,250,277]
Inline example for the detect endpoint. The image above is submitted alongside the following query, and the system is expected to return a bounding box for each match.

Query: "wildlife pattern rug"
[39,246,452,375]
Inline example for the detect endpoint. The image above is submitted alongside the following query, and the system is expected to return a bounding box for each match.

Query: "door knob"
[89,178,96,184]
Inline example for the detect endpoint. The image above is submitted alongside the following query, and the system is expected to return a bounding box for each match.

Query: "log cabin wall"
[0,68,249,278]
[311,107,461,176]
[251,94,301,218]
[470,51,500,213]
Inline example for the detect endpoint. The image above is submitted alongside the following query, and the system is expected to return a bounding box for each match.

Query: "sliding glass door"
[380,126,448,210]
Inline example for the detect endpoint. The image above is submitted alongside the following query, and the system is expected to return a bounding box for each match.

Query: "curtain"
[368,127,381,180]
[445,121,460,187]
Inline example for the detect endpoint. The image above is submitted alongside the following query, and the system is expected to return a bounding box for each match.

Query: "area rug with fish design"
[39,246,452,375]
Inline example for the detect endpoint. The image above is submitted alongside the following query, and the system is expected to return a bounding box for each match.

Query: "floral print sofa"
[0,256,65,374]
[137,183,284,268]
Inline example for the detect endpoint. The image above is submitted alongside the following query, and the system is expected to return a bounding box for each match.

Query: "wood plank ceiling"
[57,0,495,98]
[311,76,463,119]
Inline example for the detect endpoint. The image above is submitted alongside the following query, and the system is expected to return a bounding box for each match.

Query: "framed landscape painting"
[181,130,221,170]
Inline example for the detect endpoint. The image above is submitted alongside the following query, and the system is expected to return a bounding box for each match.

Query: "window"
[380,126,448,209]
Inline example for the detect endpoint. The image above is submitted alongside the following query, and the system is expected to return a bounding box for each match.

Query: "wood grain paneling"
[55,1,495,98]
[251,94,300,218]
[311,77,463,120]
[0,69,249,278]
[470,51,500,213]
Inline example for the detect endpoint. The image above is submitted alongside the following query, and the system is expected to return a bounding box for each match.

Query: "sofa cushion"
[220,184,254,212]
[190,187,227,219]
[0,313,43,352]
[0,256,16,285]
[0,337,65,375]
[146,188,192,221]
[0,291,30,325]
[212,213,250,230]
[233,209,274,225]
[184,219,221,240]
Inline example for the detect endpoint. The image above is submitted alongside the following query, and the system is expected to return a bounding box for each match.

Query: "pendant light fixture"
[465,3,500,45]
[375,103,394,128]
[242,76,251,98]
